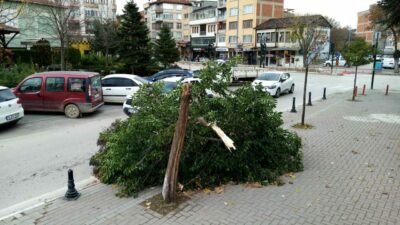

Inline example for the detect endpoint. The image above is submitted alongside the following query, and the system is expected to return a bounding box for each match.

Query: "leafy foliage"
[92,19,119,57]
[154,24,180,69]
[342,38,372,66]
[90,59,303,196]
[65,48,81,67]
[0,64,38,87]
[79,54,123,75]
[31,39,51,67]
[117,1,152,75]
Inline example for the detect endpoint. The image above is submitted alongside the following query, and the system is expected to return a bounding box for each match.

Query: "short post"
[355,86,358,97]
[322,87,327,100]
[362,84,366,95]
[290,97,297,113]
[64,169,80,200]
[385,85,389,95]
[307,92,312,106]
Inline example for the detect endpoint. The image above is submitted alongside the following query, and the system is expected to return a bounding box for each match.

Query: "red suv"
[14,71,104,118]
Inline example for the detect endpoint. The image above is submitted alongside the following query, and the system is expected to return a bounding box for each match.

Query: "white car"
[0,86,24,126]
[252,72,295,97]
[382,57,394,69]
[101,74,149,103]
[324,56,348,67]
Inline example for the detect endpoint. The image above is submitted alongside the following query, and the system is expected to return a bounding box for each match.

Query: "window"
[279,32,284,42]
[207,24,215,32]
[0,89,16,102]
[243,19,252,29]
[218,35,225,42]
[174,32,182,38]
[243,35,252,43]
[184,13,188,19]
[45,77,65,92]
[176,5,182,10]
[163,13,173,20]
[218,23,226,30]
[266,33,271,42]
[176,14,182,19]
[243,5,253,14]
[229,8,238,16]
[19,78,42,93]
[177,23,182,29]
[271,32,276,42]
[164,22,173,29]
[229,36,237,43]
[229,21,237,30]
[91,76,102,89]
[68,78,86,92]
[285,32,291,43]
[192,26,199,34]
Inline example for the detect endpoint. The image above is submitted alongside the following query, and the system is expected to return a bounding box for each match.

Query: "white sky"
[116,0,378,28]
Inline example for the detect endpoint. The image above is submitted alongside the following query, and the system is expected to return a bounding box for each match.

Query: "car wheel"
[289,84,295,94]
[65,104,80,119]
[325,63,331,67]
[275,88,281,98]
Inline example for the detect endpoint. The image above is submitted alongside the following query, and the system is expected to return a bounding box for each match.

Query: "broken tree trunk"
[197,117,236,151]
[162,83,191,203]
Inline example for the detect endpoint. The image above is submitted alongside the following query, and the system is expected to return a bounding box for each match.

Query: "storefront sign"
[216,47,228,52]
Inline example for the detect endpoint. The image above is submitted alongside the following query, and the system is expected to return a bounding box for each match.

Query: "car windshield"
[135,76,150,84]
[163,81,177,93]
[258,73,280,81]
[0,89,16,102]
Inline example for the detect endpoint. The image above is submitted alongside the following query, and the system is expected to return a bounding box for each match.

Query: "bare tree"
[92,19,118,66]
[0,0,26,26]
[41,0,77,70]
[291,15,331,126]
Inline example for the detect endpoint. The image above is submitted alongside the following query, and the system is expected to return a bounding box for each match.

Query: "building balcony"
[154,7,163,13]
[200,31,206,35]
[218,15,226,21]
[218,0,226,8]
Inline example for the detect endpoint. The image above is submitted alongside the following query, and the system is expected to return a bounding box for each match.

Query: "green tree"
[65,47,81,68]
[92,19,118,66]
[117,1,151,75]
[31,38,51,67]
[154,24,180,68]
[342,38,372,101]
[370,2,400,73]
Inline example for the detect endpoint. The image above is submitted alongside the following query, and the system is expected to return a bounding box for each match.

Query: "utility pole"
[371,32,380,90]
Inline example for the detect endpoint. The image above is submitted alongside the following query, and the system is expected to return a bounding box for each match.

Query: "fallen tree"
[90,59,303,197]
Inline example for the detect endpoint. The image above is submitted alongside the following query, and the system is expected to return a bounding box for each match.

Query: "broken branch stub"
[197,117,236,151]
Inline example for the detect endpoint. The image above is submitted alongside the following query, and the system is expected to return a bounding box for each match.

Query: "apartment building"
[189,1,218,59]
[225,0,284,64]
[2,0,116,50]
[143,0,191,41]
[356,10,373,44]
[256,15,331,67]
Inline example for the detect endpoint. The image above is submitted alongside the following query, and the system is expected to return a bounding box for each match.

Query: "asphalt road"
[0,72,399,212]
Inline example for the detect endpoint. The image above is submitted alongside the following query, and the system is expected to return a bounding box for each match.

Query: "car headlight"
[267,85,277,89]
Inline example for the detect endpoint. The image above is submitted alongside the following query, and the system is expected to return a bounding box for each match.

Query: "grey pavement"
[1,90,400,225]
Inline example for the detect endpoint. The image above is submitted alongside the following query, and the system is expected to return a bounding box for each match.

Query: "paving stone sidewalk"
[2,90,400,225]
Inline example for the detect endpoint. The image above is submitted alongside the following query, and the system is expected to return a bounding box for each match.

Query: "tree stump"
[162,83,191,203]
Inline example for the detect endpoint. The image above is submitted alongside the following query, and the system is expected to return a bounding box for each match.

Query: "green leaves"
[342,38,373,66]
[91,58,303,196]
[154,24,180,69]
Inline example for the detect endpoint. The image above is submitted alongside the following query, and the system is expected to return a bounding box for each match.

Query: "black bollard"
[64,169,80,201]
[307,92,313,106]
[290,97,297,113]
[322,88,327,100]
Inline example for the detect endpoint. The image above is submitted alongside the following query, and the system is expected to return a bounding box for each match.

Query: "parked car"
[144,69,193,82]
[0,86,24,126]
[382,56,395,69]
[324,56,348,67]
[251,72,294,97]
[123,81,177,116]
[101,74,149,103]
[13,71,103,118]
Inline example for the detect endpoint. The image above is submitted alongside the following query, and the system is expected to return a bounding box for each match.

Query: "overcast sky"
[116,0,378,28]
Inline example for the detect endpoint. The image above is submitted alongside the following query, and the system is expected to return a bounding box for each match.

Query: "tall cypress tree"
[117,1,151,75]
[155,24,180,69]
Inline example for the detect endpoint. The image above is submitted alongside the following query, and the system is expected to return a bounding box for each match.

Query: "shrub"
[31,39,52,67]
[90,59,303,196]
[0,64,38,87]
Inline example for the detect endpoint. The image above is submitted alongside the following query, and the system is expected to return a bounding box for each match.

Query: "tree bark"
[391,27,399,73]
[352,65,358,101]
[162,83,191,203]
[301,65,308,125]
[60,39,65,71]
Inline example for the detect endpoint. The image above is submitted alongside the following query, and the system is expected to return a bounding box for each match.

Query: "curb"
[0,176,99,221]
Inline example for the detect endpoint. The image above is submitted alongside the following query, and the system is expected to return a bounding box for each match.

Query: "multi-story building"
[225,0,284,64]
[356,10,373,44]
[255,15,331,67]
[143,0,192,41]
[189,1,218,60]
[2,0,116,51]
